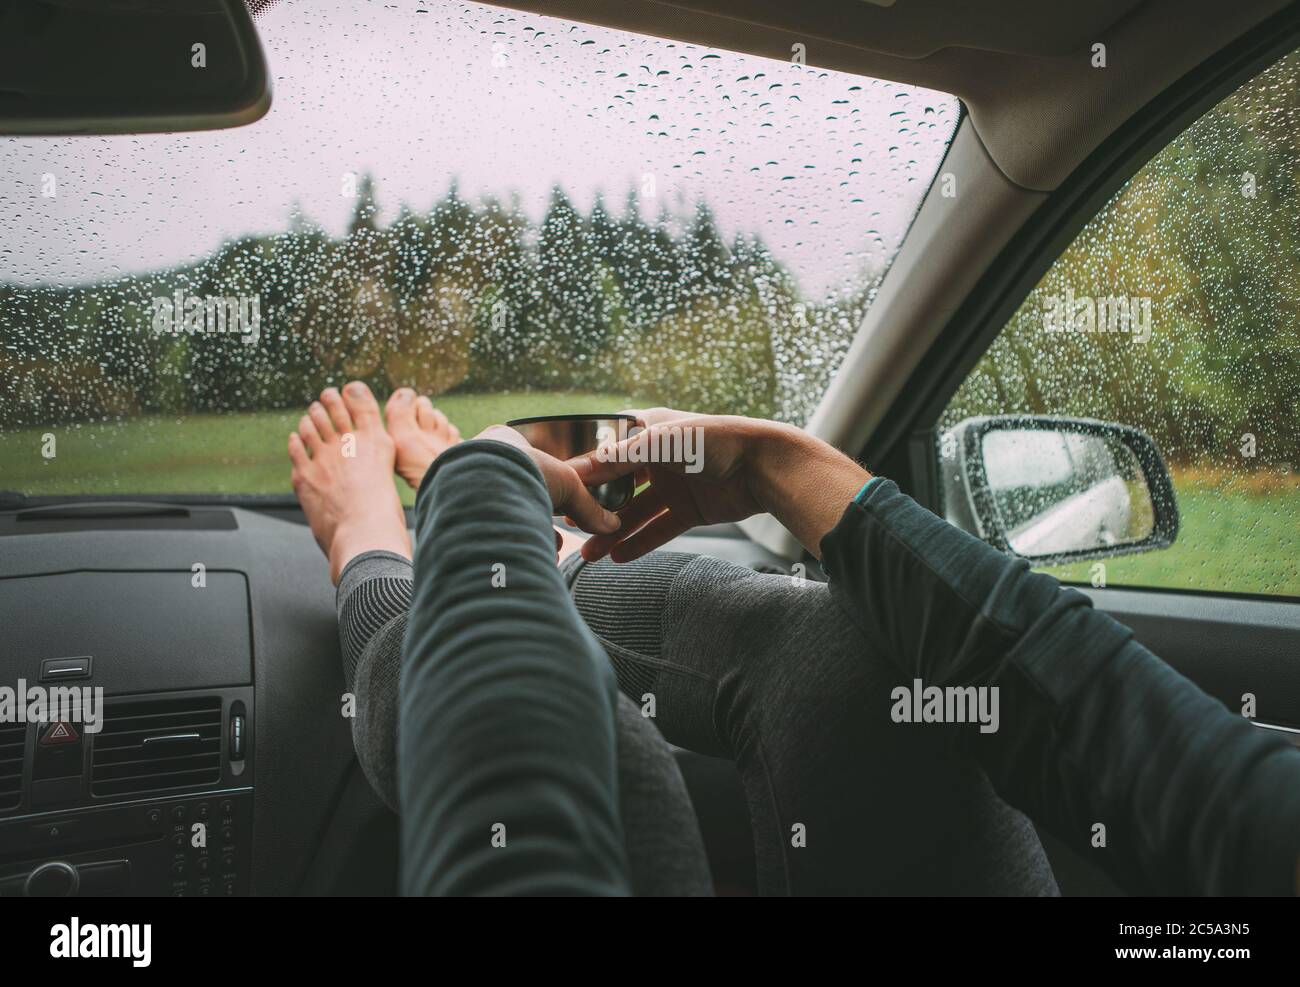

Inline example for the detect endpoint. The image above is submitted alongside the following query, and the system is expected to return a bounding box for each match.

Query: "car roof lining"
[482,0,1290,190]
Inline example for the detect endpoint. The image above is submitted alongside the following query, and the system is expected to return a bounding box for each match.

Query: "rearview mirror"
[0,0,270,135]
[940,416,1179,565]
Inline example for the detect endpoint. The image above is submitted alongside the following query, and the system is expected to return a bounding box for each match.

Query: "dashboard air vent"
[92,696,223,798]
[0,723,25,811]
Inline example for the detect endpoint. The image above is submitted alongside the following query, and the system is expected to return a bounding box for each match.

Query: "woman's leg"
[336,550,712,895]
[564,550,1059,896]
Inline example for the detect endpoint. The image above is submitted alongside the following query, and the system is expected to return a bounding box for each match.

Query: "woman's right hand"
[569,409,871,562]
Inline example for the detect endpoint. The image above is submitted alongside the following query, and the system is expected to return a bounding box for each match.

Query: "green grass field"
[2,402,1296,596]
[1040,480,1300,598]
[0,392,632,504]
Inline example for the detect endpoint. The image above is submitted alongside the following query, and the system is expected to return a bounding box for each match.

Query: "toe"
[298,414,323,452]
[288,432,309,468]
[343,380,382,430]
[385,387,418,431]
[308,401,336,442]
[320,387,353,435]
[415,395,446,433]
[414,396,434,431]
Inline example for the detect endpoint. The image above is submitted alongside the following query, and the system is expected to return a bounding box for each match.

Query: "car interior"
[1,0,1297,898]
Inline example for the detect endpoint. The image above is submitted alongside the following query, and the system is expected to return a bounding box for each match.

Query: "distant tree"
[347,174,381,236]
[535,186,605,388]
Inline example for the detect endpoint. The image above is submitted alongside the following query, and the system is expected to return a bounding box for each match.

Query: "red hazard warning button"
[39,721,79,745]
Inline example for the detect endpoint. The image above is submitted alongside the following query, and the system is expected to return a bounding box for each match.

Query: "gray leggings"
[336,547,1057,896]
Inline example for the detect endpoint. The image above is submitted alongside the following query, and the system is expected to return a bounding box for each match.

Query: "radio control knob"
[25,861,79,897]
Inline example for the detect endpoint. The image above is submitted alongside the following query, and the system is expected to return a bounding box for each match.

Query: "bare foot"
[288,381,412,584]
[384,388,461,490]
[384,389,589,561]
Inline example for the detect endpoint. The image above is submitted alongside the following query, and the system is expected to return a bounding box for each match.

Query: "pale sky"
[0,0,958,297]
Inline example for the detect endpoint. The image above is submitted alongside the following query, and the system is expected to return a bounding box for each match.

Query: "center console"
[0,564,255,897]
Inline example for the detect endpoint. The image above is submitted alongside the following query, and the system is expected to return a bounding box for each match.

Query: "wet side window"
[941,49,1300,598]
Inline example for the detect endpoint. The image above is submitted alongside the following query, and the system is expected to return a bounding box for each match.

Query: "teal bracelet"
[853,475,883,504]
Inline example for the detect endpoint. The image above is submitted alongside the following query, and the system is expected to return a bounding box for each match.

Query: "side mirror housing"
[940,415,1179,566]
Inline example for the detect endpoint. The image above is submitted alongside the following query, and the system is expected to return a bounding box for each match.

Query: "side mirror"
[940,416,1179,565]
[0,0,270,136]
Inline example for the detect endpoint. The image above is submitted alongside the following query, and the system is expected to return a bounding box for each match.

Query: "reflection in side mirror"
[940,416,1179,565]
[0,0,270,136]
[983,429,1153,556]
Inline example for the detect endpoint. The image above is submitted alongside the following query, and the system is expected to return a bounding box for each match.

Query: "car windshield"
[0,0,958,498]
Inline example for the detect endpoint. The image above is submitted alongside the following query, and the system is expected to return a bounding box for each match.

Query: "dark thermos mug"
[506,413,641,511]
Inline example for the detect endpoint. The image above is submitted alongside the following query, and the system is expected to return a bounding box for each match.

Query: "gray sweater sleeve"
[398,439,629,896]
[821,476,1300,896]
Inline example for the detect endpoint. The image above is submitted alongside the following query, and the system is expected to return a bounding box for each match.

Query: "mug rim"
[506,413,640,427]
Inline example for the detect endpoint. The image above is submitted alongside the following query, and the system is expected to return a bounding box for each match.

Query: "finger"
[610,511,692,563]
[308,401,336,442]
[620,406,688,427]
[579,538,607,563]
[319,387,352,434]
[571,426,681,485]
[569,450,640,486]
[614,485,668,529]
[581,488,667,561]
[298,414,323,452]
[554,471,621,535]
[287,432,309,468]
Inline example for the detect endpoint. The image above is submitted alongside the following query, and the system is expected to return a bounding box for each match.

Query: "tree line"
[0,179,873,428]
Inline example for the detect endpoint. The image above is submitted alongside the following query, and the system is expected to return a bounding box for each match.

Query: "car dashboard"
[0,502,785,896]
